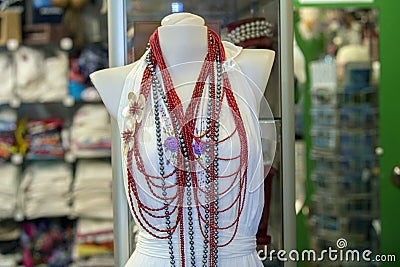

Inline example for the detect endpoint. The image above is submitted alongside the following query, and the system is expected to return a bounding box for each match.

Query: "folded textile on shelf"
[76,218,113,245]
[24,118,65,160]
[0,164,18,219]
[0,220,20,243]
[72,104,110,126]
[14,46,68,103]
[72,160,112,219]
[20,162,72,219]
[0,109,17,161]
[0,254,18,267]
[0,220,21,266]
[70,105,111,158]
[73,218,113,265]
[0,53,16,105]
[44,52,69,102]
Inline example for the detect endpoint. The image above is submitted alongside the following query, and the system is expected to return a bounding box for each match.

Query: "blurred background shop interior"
[0,0,398,266]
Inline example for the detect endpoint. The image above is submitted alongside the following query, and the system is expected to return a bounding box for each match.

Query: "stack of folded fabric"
[0,109,17,161]
[0,164,18,219]
[72,160,113,266]
[72,160,112,219]
[0,220,21,267]
[24,119,65,160]
[73,218,114,266]
[0,53,15,105]
[14,46,68,103]
[70,105,111,157]
[20,162,72,219]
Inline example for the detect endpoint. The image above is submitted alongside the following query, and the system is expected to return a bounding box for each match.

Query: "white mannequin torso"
[90,13,275,119]
[90,13,276,267]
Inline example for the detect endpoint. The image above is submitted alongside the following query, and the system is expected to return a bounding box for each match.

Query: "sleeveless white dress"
[118,42,267,267]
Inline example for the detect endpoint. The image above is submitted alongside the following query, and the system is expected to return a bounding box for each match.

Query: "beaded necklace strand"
[123,28,249,267]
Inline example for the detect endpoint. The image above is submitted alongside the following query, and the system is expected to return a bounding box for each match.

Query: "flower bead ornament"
[164,136,179,153]
[122,92,145,153]
[192,140,205,155]
[123,92,146,125]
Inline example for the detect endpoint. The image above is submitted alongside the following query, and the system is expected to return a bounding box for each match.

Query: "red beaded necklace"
[124,28,249,267]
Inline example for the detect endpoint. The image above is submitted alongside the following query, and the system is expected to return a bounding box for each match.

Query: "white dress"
[118,42,266,267]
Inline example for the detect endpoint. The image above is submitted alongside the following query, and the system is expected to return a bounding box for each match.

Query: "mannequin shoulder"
[235,48,275,74]
[89,62,138,119]
[234,48,275,93]
[237,48,275,62]
[90,62,137,90]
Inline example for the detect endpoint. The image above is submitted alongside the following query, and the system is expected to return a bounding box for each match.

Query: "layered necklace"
[122,28,249,267]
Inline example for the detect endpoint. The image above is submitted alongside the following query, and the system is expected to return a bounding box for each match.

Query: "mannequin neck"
[157,13,208,67]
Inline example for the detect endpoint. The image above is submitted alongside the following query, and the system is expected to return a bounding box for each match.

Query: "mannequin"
[90,13,275,119]
[90,13,275,267]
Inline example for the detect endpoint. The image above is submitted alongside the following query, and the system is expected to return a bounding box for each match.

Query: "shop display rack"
[308,58,379,264]
[0,3,113,265]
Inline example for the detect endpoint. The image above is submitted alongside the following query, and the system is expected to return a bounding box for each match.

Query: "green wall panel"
[378,0,400,264]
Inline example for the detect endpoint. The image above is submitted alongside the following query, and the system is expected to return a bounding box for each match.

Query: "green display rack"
[293,0,400,266]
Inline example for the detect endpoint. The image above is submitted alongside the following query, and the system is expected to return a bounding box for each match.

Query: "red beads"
[125,28,249,267]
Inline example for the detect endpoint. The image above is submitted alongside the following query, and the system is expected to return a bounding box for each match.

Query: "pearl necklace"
[226,18,273,47]
[122,28,249,267]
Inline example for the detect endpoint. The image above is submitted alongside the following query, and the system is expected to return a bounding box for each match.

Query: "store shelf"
[0,2,113,265]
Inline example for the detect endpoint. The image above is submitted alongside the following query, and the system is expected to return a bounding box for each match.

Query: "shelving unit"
[0,1,113,266]
[308,58,379,265]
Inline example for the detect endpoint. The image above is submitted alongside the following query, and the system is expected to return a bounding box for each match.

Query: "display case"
[106,0,294,266]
